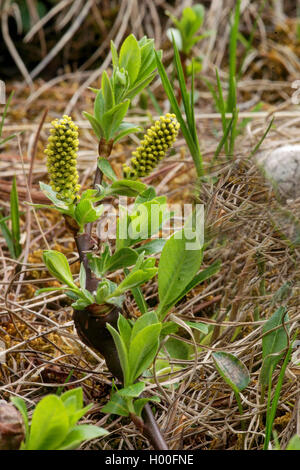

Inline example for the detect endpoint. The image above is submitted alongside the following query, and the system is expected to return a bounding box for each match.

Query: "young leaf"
[82,111,103,140]
[26,395,69,450]
[106,323,130,386]
[117,314,132,349]
[119,34,141,84]
[111,268,157,296]
[212,351,250,394]
[185,321,209,334]
[97,157,117,182]
[101,70,114,111]
[135,239,166,255]
[117,382,145,398]
[171,260,221,305]
[101,393,129,417]
[131,311,158,340]
[286,435,300,450]
[128,323,162,382]
[104,247,138,272]
[75,199,103,229]
[260,306,289,387]
[42,250,77,289]
[133,397,160,417]
[57,424,108,450]
[113,122,143,143]
[79,263,86,290]
[101,100,130,140]
[157,229,203,318]
[165,337,191,360]
[108,179,147,197]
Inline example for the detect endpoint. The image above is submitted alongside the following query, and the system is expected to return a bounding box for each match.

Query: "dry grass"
[0,0,300,450]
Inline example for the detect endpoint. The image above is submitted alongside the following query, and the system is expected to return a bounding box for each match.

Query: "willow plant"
[29,34,220,450]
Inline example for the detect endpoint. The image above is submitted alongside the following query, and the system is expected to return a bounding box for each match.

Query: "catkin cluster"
[123,113,180,179]
[45,115,80,201]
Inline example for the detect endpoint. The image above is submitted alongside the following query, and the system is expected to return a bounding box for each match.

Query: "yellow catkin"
[44,115,80,201]
[123,113,180,179]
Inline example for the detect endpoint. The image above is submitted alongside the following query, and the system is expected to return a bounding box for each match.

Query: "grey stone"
[256,144,300,199]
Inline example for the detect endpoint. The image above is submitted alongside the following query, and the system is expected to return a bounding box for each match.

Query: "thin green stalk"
[263,343,293,450]
[227,0,241,112]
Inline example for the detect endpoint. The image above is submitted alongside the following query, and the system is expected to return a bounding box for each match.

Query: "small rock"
[256,144,300,199]
[0,400,25,450]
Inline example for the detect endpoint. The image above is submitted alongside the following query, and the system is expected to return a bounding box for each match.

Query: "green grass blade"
[211,116,234,167]
[155,51,203,176]
[171,35,193,129]
[227,0,241,112]
[10,176,21,258]
[0,210,15,258]
[249,117,274,159]
[263,342,293,450]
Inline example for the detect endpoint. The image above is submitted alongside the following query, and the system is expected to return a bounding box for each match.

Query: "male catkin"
[123,113,180,179]
[45,115,80,201]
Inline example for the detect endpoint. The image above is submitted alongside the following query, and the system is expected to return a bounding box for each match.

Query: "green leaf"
[133,397,160,417]
[117,314,132,349]
[101,100,130,140]
[131,311,158,340]
[171,260,221,305]
[110,40,119,68]
[165,337,191,360]
[286,435,300,450]
[119,34,141,84]
[83,111,103,140]
[128,323,162,383]
[108,179,147,197]
[185,321,209,334]
[101,70,114,111]
[43,250,77,289]
[101,393,129,417]
[106,323,129,386]
[113,122,143,143]
[117,382,145,398]
[135,39,158,82]
[160,321,179,338]
[111,268,157,296]
[260,306,289,387]
[79,263,86,289]
[26,395,69,450]
[157,229,203,317]
[39,182,70,210]
[135,239,166,255]
[97,157,117,182]
[134,187,156,207]
[125,73,156,101]
[58,424,108,450]
[105,247,138,272]
[212,352,250,394]
[94,90,105,123]
[75,199,103,229]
